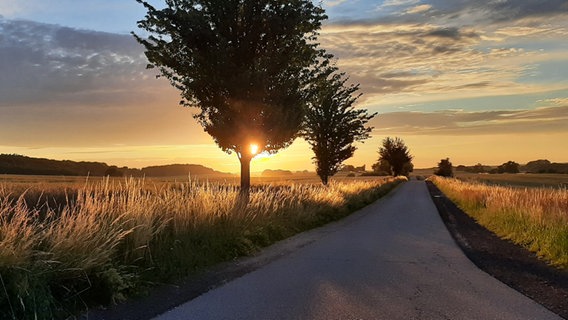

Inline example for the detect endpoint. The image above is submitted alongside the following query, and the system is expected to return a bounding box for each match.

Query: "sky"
[0,0,567,173]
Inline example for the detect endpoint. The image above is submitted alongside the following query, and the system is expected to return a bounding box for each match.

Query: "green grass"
[431,176,568,270]
[0,176,406,319]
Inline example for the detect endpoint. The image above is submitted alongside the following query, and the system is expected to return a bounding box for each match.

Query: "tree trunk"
[239,154,252,196]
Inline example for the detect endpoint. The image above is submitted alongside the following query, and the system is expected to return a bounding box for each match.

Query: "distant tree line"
[454,159,567,174]
[0,154,231,177]
[523,160,568,174]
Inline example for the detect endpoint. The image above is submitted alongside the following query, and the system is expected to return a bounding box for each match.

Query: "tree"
[376,137,413,177]
[435,158,453,177]
[372,159,392,175]
[133,0,328,193]
[341,165,356,172]
[497,161,520,174]
[301,69,376,185]
[472,163,486,173]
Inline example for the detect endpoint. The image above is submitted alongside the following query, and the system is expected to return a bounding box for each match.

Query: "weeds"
[431,176,568,270]
[0,176,405,319]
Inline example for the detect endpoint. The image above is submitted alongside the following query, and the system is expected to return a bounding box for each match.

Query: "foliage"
[523,159,568,174]
[456,163,487,173]
[435,158,453,177]
[376,137,413,176]
[371,159,392,176]
[133,0,329,191]
[491,161,520,174]
[302,68,375,185]
[341,164,366,172]
[431,176,568,269]
[0,176,405,319]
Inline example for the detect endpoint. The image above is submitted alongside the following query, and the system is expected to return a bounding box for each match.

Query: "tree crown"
[377,137,413,176]
[301,66,376,184]
[133,0,328,157]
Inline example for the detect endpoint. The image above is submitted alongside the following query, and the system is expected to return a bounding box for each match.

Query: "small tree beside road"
[375,137,413,177]
[435,158,453,177]
[302,68,376,185]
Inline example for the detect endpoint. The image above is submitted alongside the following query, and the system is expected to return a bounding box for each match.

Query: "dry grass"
[0,176,405,319]
[453,172,568,189]
[431,176,568,270]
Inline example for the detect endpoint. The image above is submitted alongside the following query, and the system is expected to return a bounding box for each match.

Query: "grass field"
[412,168,568,189]
[453,172,568,189]
[0,174,405,319]
[431,176,568,270]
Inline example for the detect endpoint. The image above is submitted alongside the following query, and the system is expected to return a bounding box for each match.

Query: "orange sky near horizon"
[0,1,567,173]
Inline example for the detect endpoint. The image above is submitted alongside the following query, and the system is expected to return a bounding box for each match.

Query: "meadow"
[412,168,568,189]
[430,176,568,270]
[453,172,568,189]
[0,174,405,319]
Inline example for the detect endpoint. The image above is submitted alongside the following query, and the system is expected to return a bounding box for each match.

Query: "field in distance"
[0,171,380,187]
[412,168,567,189]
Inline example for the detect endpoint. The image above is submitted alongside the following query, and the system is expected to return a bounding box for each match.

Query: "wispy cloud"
[404,4,432,15]
[0,19,155,107]
[325,0,351,7]
[377,0,420,10]
[0,19,209,149]
[371,106,568,135]
[320,0,568,110]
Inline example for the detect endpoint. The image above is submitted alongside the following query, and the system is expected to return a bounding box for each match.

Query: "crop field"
[431,176,568,270]
[453,172,568,189]
[411,169,568,189]
[0,174,405,319]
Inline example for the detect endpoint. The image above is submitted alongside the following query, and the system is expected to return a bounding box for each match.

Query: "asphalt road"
[153,181,561,320]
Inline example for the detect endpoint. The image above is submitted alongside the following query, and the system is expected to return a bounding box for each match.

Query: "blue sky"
[0,0,567,170]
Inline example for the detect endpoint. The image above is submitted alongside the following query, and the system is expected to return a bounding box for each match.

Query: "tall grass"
[0,176,405,319]
[431,176,568,270]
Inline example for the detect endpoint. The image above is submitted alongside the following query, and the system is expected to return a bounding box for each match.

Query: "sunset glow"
[250,144,259,156]
[0,1,566,172]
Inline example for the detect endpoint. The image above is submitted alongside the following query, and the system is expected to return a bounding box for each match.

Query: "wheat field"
[431,176,568,270]
[0,175,405,319]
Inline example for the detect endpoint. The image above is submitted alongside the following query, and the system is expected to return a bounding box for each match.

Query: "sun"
[250,144,259,155]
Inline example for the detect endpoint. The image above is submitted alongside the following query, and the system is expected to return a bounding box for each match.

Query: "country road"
[153,181,561,320]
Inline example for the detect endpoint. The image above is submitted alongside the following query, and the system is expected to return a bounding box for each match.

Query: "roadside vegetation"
[430,176,568,270]
[0,176,405,319]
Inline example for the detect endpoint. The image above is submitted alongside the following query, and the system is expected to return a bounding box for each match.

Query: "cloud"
[319,1,568,108]
[0,18,212,149]
[320,22,532,102]
[538,98,568,106]
[325,0,351,7]
[404,4,432,15]
[370,106,568,136]
[377,0,420,9]
[494,25,568,38]
[409,0,568,26]
[0,19,155,107]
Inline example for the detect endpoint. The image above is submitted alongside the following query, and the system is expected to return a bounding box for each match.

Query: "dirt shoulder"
[426,181,568,319]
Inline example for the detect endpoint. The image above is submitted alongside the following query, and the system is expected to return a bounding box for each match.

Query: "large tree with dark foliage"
[435,158,453,177]
[496,160,520,174]
[377,137,413,177]
[133,0,328,193]
[302,67,375,185]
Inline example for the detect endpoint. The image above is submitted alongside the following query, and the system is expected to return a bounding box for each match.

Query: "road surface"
[153,181,561,320]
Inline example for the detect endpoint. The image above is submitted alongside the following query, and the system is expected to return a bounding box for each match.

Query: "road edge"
[425,180,568,319]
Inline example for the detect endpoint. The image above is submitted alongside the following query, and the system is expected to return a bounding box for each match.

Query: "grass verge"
[430,176,568,270]
[0,176,405,319]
